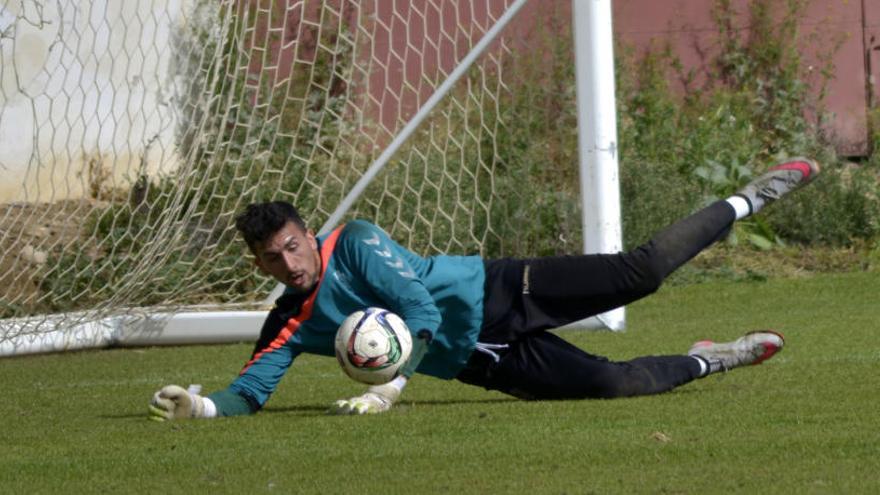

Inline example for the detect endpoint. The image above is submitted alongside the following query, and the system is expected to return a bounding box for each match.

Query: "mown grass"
[2,270,878,494]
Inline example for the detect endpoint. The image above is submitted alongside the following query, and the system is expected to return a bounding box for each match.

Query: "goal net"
[0,0,619,356]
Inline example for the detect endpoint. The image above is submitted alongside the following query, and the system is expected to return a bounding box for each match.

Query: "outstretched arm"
[148,384,259,421]
[148,304,300,421]
[149,384,214,420]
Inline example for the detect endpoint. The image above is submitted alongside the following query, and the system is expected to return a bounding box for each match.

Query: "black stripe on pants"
[455,200,736,399]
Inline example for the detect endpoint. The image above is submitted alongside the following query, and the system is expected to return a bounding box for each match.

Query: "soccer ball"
[335,307,413,385]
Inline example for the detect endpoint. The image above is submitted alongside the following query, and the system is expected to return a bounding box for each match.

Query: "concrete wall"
[0,0,185,203]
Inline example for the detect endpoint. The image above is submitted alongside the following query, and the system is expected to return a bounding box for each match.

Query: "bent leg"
[528,200,736,301]
[481,201,737,340]
[456,332,702,400]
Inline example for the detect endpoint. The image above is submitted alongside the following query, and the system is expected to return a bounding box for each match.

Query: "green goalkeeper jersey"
[210,220,485,415]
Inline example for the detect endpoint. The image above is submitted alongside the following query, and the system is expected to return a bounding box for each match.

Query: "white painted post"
[572,0,625,330]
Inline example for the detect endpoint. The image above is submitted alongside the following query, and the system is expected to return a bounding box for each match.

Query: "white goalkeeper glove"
[148,384,213,421]
[330,378,405,415]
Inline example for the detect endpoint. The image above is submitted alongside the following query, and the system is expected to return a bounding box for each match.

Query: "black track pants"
[456,200,736,399]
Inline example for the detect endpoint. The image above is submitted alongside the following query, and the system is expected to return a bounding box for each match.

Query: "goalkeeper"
[150,158,817,420]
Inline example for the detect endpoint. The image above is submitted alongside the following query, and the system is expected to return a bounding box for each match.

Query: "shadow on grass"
[263,397,519,416]
[105,390,721,420]
[103,397,519,420]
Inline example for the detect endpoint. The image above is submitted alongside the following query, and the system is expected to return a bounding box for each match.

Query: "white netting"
[1,0,587,349]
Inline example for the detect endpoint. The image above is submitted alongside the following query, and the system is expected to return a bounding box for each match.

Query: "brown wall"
[613,0,879,156]
[242,0,512,139]
[247,0,878,156]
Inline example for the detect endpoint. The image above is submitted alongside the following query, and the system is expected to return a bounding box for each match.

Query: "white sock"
[387,375,408,393]
[725,195,751,220]
[692,356,709,377]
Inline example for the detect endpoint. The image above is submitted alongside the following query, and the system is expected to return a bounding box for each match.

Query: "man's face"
[252,221,322,294]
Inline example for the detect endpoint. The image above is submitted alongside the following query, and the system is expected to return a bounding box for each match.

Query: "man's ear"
[253,257,270,275]
[251,245,270,275]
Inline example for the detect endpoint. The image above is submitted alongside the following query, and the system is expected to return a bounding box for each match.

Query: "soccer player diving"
[149,158,818,420]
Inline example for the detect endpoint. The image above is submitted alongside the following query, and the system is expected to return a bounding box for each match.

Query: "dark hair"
[235,201,307,250]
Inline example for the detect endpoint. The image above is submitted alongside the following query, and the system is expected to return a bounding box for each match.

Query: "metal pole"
[572,0,625,330]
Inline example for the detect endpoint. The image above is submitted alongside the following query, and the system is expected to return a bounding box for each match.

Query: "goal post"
[0,0,624,357]
[571,0,624,331]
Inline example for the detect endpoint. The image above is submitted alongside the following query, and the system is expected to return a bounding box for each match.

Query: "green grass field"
[2,271,879,494]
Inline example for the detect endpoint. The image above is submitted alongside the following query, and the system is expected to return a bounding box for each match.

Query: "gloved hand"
[148,384,207,421]
[330,381,402,415]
